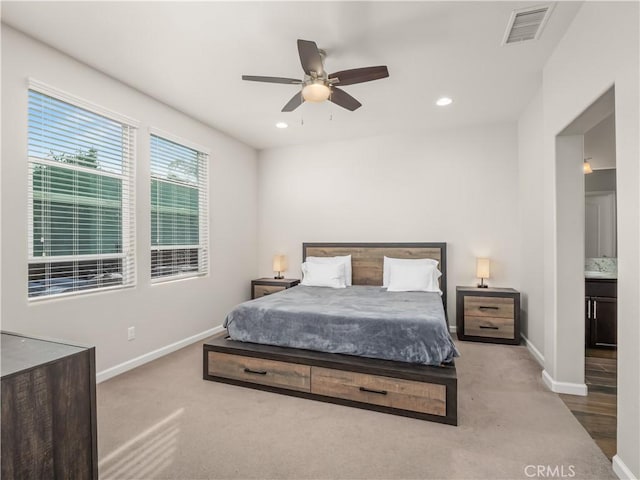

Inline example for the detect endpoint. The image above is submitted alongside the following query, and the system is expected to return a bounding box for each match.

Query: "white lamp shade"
[272,255,287,272]
[476,258,490,279]
[302,83,331,103]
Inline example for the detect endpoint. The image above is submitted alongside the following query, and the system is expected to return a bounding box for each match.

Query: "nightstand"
[456,286,521,345]
[251,278,300,299]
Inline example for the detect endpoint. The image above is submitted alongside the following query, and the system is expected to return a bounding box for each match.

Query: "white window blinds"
[150,134,208,280]
[28,88,136,299]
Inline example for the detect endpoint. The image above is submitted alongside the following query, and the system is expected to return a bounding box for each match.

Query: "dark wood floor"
[560,350,617,460]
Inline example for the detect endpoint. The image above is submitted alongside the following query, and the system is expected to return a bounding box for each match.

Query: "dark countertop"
[1,331,86,378]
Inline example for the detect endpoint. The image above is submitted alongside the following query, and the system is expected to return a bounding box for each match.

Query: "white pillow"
[305,255,352,286]
[386,262,442,294]
[383,257,439,287]
[301,262,347,288]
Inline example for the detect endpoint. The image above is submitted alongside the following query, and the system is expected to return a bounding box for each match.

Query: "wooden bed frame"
[203,242,457,425]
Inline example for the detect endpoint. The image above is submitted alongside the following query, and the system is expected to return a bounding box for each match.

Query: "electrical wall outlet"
[127,326,135,341]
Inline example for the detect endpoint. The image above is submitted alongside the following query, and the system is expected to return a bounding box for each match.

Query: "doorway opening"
[555,87,617,460]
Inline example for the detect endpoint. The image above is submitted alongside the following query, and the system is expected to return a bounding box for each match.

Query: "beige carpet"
[96,340,615,480]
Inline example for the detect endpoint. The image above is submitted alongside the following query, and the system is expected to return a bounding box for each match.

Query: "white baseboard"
[449,325,457,333]
[542,369,588,396]
[96,325,224,384]
[521,334,545,367]
[613,455,638,480]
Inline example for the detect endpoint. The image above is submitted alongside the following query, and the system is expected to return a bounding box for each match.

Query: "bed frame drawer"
[203,334,458,425]
[310,367,447,416]
[207,352,311,392]
[464,316,514,339]
[464,296,514,318]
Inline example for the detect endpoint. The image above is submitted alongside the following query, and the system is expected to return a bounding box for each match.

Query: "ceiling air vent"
[502,4,554,45]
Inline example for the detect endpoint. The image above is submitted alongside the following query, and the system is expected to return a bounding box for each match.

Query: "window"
[150,133,208,280]
[28,86,136,299]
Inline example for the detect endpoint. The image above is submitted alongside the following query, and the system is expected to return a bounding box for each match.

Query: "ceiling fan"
[242,39,389,112]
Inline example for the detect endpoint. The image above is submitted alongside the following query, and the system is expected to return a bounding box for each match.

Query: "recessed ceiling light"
[436,97,453,107]
[275,122,288,129]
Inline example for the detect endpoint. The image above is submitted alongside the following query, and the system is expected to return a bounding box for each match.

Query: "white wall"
[554,135,586,390]
[257,123,520,322]
[1,26,258,375]
[537,2,639,477]
[517,89,545,358]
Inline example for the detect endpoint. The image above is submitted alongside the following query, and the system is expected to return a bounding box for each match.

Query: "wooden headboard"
[302,242,447,313]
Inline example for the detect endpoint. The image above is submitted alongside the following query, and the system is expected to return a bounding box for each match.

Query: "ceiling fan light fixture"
[275,122,288,129]
[302,82,331,103]
[436,97,453,107]
[242,39,388,112]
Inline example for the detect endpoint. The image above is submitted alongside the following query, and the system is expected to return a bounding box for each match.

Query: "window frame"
[27,79,139,301]
[149,127,209,284]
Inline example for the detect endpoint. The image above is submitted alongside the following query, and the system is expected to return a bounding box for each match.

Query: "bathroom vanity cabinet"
[585,279,617,349]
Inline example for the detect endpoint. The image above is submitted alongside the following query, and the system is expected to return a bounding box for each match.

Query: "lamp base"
[477,284,488,288]
[274,274,284,280]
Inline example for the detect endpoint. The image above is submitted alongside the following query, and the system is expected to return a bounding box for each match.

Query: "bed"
[224,286,457,366]
[203,242,458,425]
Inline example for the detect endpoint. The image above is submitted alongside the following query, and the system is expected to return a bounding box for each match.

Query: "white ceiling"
[2,1,582,150]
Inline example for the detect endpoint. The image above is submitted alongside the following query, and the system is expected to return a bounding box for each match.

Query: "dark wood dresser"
[1,332,98,479]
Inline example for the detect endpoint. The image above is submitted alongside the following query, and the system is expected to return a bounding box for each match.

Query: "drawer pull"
[479,306,499,310]
[479,325,499,330]
[244,368,268,375]
[359,386,388,395]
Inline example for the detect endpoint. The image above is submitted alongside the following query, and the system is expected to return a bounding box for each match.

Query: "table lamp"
[476,258,490,288]
[273,255,286,279]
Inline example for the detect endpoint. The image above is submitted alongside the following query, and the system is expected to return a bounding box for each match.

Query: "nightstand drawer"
[464,316,515,339]
[254,284,286,297]
[464,296,514,318]
[251,278,300,299]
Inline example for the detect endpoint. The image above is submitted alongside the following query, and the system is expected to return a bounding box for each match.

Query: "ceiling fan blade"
[281,92,305,112]
[329,66,389,86]
[329,87,362,111]
[297,39,324,76]
[242,75,302,85]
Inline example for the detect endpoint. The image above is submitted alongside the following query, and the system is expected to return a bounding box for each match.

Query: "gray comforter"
[224,285,459,366]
